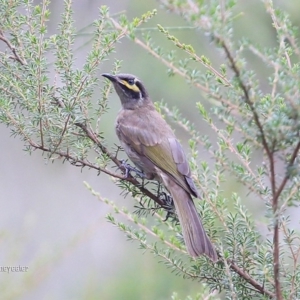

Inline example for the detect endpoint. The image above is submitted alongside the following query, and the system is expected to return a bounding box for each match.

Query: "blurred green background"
[1,0,300,299]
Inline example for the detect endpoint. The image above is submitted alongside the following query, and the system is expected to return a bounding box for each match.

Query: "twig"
[264,0,300,58]
[229,260,275,298]
[0,30,26,65]
[88,184,187,254]
[281,220,300,300]
[273,141,300,203]
[109,18,240,113]
[157,24,232,87]
[74,123,166,207]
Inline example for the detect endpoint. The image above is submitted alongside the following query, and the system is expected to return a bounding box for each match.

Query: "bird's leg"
[158,191,176,222]
[119,160,146,179]
[156,182,163,198]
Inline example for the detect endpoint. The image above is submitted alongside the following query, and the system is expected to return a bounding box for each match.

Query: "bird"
[102,73,217,261]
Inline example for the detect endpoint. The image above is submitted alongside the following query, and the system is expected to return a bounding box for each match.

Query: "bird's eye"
[127,78,135,85]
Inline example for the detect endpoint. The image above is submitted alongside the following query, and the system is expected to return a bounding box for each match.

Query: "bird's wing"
[117,113,199,197]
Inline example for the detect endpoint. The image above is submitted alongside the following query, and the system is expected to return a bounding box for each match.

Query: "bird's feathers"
[116,105,199,197]
[159,171,217,260]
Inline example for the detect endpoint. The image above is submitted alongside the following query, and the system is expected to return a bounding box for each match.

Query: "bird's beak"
[101,73,117,82]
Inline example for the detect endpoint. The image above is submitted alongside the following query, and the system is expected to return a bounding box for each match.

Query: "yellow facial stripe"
[120,80,140,92]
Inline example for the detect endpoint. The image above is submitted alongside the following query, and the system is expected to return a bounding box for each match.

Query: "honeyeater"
[102,73,217,261]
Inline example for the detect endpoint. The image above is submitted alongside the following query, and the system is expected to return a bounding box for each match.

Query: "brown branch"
[221,41,273,162]
[274,141,300,203]
[229,260,275,298]
[28,142,122,178]
[74,123,165,207]
[30,137,166,207]
[273,220,281,299]
[36,1,48,148]
[49,114,71,156]
[220,38,282,299]
[0,30,26,65]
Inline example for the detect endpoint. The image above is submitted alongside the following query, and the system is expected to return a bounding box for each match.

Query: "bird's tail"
[161,175,217,261]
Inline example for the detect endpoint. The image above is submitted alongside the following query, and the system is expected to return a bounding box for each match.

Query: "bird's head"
[102,73,149,109]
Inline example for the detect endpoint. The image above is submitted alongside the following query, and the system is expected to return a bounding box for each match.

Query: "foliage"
[1,0,300,299]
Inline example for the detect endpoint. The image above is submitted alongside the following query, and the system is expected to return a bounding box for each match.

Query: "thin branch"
[0,30,26,65]
[223,257,237,300]
[74,123,166,207]
[157,24,232,87]
[109,18,240,113]
[264,0,300,58]
[273,141,300,203]
[229,260,275,298]
[281,221,300,300]
[31,144,124,179]
[88,184,187,255]
[221,41,273,162]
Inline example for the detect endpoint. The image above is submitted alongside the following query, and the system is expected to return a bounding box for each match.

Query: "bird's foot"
[120,160,146,179]
[159,192,176,222]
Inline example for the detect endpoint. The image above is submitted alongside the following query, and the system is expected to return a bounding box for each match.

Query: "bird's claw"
[159,192,175,222]
[119,160,145,179]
